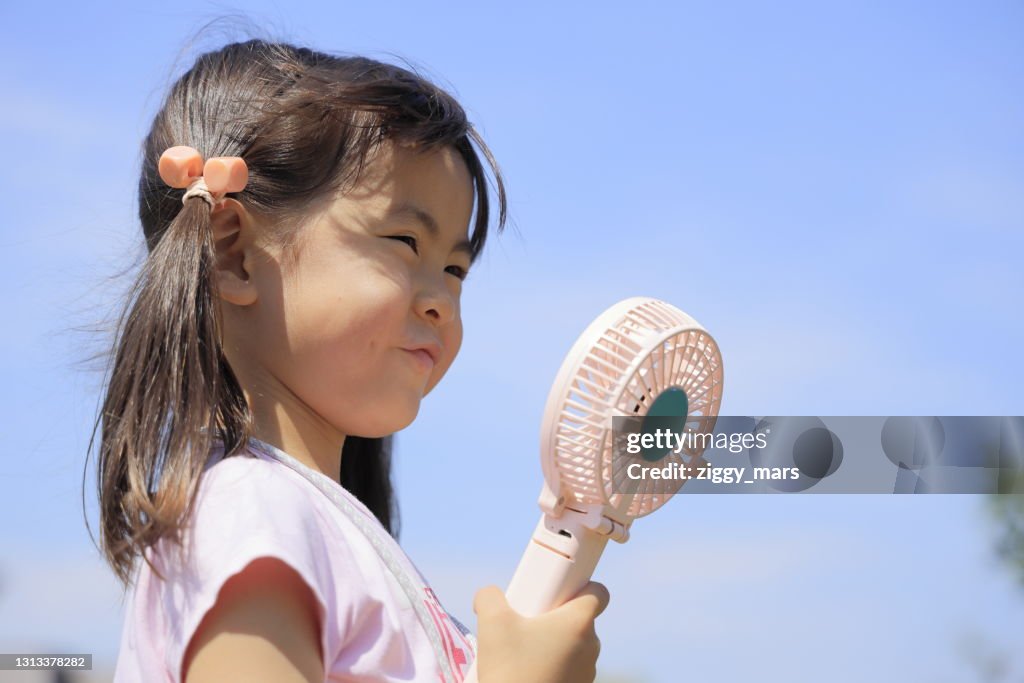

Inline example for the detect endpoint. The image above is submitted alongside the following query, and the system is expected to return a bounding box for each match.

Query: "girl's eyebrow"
[389,201,473,258]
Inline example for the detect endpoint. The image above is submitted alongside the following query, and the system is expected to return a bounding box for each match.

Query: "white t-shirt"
[113,438,475,682]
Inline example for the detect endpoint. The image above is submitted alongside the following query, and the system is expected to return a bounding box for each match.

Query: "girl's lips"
[404,348,435,372]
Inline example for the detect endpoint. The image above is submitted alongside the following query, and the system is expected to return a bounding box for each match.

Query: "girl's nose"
[414,277,456,326]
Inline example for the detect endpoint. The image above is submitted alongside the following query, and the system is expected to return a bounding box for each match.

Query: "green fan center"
[638,386,690,462]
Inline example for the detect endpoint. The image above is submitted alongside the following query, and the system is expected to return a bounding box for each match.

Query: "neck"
[242,386,346,479]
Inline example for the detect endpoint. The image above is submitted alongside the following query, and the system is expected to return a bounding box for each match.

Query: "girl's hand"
[472,581,610,683]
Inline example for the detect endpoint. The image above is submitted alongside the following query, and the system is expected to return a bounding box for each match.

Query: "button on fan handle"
[505,512,610,616]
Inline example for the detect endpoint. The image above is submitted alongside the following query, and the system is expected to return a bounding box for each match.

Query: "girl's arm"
[182,556,324,683]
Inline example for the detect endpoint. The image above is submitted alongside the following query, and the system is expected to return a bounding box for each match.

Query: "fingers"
[472,585,508,618]
[571,581,611,619]
[475,582,611,621]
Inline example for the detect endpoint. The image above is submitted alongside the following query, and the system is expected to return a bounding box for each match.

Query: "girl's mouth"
[403,348,435,372]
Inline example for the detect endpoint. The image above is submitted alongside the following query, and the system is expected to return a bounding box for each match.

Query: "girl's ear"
[210,198,259,307]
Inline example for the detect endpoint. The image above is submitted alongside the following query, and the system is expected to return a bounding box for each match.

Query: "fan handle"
[462,509,610,683]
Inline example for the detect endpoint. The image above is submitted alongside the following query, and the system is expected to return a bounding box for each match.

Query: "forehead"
[344,141,475,227]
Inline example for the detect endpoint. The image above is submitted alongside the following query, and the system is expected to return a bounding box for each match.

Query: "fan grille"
[548,300,724,518]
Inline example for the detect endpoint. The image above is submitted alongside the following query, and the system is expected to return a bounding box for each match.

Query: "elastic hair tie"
[158,145,249,209]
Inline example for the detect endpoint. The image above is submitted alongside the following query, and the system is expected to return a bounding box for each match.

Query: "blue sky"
[1,1,1022,680]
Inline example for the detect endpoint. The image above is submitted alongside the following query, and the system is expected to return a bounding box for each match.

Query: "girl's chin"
[344,399,422,437]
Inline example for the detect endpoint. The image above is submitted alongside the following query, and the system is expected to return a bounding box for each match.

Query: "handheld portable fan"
[463,297,724,683]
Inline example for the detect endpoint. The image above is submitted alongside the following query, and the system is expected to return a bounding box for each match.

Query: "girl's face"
[218,142,475,440]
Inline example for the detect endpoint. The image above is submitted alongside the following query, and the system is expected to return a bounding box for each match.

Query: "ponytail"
[94,195,250,586]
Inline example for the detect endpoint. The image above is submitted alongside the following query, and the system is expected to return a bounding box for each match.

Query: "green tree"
[987,442,1024,588]
[988,490,1024,588]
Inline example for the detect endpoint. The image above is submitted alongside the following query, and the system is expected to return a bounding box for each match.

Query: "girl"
[94,38,609,682]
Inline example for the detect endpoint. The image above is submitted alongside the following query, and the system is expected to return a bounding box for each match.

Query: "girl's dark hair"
[91,38,507,587]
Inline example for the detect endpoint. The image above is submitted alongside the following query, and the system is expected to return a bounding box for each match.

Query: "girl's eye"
[390,235,419,254]
[389,235,468,281]
[446,265,469,281]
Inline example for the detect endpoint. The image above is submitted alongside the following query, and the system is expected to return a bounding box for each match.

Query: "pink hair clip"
[158,145,248,207]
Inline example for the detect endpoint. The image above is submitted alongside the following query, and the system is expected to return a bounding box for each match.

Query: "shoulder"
[177,453,332,682]
[200,449,306,499]
[179,450,347,572]
[146,449,361,681]
[192,451,326,534]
